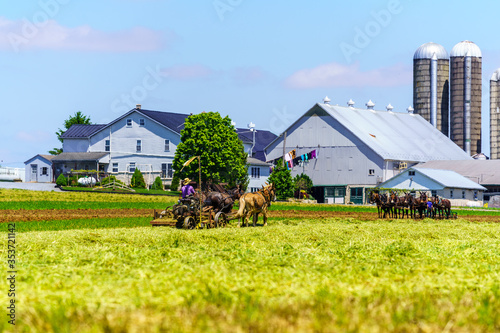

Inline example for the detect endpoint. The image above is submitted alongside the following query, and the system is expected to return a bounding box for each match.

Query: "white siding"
[24,156,53,183]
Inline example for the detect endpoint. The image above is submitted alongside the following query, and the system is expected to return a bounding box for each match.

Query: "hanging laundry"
[290,149,296,160]
[285,153,292,162]
[311,150,317,159]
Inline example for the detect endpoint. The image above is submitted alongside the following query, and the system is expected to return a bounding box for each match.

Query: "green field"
[1,189,500,332]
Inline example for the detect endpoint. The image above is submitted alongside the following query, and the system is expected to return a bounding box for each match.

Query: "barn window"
[450,190,454,199]
[126,119,132,127]
[105,140,110,152]
[431,190,437,197]
[462,190,465,199]
[136,140,142,152]
[369,169,375,175]
[409,170,415,176]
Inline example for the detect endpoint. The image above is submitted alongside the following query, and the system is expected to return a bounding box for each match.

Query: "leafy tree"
[268,159,293,200]
[151,176,164,190]
[49,111,92,155]
[172,112,248,189]
[293,173,313,193]
[130,169,146,188]
[55,174,67,187]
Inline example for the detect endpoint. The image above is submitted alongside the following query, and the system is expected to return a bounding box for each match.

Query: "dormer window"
[126,119,132,127]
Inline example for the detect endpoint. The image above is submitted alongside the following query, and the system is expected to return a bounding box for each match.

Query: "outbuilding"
[24,154,56,183]
[377,167,487,207]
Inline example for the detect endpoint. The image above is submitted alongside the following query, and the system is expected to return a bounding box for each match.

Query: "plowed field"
[2,208,498,223]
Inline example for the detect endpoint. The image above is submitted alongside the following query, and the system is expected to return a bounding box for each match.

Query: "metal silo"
[491,69,500,159]
[450,40,482,156]
[413,42,449,136]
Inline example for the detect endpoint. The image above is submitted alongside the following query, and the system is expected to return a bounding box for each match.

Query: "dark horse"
[431,196,451,219]
[202,185,243,214]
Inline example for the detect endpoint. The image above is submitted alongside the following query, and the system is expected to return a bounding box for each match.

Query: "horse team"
[370,191,452,219]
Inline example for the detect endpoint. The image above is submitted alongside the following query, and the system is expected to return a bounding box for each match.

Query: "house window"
[251,167,260,179]
[409,170,416,176]
[462,190,465,199]
[369,169,375,176]
[164,139,170,152]
[139,118,145,126]
[41,167,48,175]
[136,140,142,152]
[126,119,132,127]
[129,162,136,172]
[105,140,110,152]
[112,163,118,173]
[250,187,259,193]
[450,190,454,199]
[161,163,173,178]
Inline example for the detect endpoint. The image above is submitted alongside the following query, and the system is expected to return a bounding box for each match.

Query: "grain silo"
[413,42,449,136]
[450,40,482,156]
[491,69,500,159]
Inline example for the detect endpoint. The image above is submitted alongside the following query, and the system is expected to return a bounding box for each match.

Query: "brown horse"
[431,196,451,219]
[236,184,276,227]
[203,186,243,214]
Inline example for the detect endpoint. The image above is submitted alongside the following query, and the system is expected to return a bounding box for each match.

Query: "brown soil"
[1,208,498,223]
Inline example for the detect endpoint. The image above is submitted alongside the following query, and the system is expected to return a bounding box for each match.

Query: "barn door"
[350,187,363,204]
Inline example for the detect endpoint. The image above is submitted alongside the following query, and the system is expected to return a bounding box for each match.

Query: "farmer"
[426,199,433,218]
[181,178,196,199]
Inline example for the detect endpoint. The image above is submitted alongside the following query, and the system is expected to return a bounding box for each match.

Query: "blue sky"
[1,0,499,168]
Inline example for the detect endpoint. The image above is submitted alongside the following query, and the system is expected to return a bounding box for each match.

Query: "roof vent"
[386,104,394,112]
[407,106,414,114]
[366,100,375,110]
[136,104,141,109]
[347,99,355,107]
[323,96,331,104]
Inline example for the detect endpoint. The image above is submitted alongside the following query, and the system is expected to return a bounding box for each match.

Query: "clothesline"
[268,148,319,172]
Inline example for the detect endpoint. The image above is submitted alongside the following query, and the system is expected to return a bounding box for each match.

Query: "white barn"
[377,167,487,206]
[264,101,471,203]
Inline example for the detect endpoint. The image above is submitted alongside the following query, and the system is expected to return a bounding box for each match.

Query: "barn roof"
[417,160,500,185]
[377,167,486,191]
[266,103,470,163]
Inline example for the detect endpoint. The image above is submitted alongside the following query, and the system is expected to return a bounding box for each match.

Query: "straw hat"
[183,178,191,185]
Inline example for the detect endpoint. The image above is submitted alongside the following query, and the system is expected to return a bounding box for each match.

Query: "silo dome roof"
[491,68,500,81]
[450,40,482,57]
[413,42,448,60]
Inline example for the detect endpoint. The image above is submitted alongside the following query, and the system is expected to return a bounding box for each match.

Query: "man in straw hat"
[181,178,196,199]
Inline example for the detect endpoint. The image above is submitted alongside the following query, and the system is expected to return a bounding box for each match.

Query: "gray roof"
[417,160,500,185]
[378,167,486,191]
[414,168,486,190]
[247,157,271,167]
[51,152,109,162]
[316,103,470,162]
[237,128,277,161]
[24,154,56,164]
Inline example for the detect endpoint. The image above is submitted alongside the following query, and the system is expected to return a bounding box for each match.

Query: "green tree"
[151,176,164,190]
[293,173,313,193]
[172,112,248,189]
[130,169,146,188]
[268,159,293,200]
[49,111,92,155]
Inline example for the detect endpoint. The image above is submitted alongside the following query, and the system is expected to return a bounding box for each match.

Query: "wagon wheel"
[183,216,196,230]
[214,212,227,228]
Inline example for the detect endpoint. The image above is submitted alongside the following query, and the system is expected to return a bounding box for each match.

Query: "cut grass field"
[0,189,499,332]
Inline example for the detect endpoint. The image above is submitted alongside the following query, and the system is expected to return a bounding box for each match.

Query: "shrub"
[268,159,293,200]
[293,173,313,198]
[170,175,180,191]
[56,174,67,186]
[151,176,164,191]
[130,169,146,189]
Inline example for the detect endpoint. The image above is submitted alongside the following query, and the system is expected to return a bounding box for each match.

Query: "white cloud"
[284,62,411,89]
[0,17,169,52]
